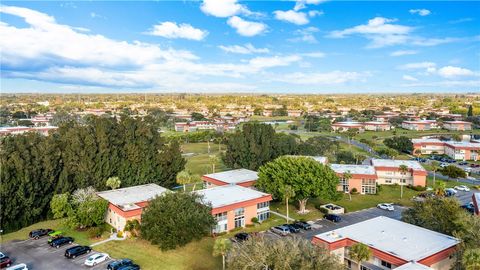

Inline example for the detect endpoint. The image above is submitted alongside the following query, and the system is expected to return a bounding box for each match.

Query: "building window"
[361,179,376,194]
[214,212,227,222]
[381,260,392,269]
[385,179,392,184]
[257,201,269,209]
[257,211,269,222]
[339,178,349,193]
[234,208,245,228]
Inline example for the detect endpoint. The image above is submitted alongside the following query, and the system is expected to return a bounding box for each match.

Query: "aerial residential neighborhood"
[1,0,479,270]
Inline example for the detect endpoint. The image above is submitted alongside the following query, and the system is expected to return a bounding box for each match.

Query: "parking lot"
[264,206,406,241]
[2,238,113,270]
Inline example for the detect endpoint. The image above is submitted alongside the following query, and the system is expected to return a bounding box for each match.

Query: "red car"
[0,256,12,268]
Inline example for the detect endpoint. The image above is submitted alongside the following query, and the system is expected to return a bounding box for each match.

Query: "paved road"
[2,238,114,270]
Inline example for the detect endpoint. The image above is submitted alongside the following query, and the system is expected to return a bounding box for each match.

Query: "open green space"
[0,219,110,245]
[94,238,221,270]
[181,142,229,176]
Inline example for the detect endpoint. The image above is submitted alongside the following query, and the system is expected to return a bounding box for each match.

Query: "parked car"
[461,203,475,214]
[0,253,5,259]
[28,229,53,240]
[324,214,341,223]
[283,224,300,233]
[47,231,63,243]
[444,189,456,197]
[271,225,290,236]
[0,257,12,268]
[440,163,448,168]
[50,236,74,248]
[65,245,92,259]
[233,232,250,242]
[445,188,457,194]
[454,185,470,192]
[84,253,109,267]
[459,161,468,166]
[107,259,133,270]
[117,264,140,270]
[377,203,395,211]
[293,221,311,230]
[6,264,28,270]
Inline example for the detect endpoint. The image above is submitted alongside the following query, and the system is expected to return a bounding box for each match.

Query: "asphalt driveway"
[1,238,113,270]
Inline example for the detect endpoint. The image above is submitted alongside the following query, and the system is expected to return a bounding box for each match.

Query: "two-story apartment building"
[202,169,258,188]
[412,138,480,161]
[332,122,365,132]
[363,121,392,131]
[442,121,472,131]
[96,184,168,232]
[196,185,272,233]
[312,217,460,270]
[401,120,439,131]
[371,159,427,187]
[330,164,378,194]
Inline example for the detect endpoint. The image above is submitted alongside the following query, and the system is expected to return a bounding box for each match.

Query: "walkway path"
[90,233,126,247]
[269,210,295,222]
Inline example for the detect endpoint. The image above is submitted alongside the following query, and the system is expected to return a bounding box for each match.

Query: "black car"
[50,236,74,248]
[108,259,133,270]
[283,224,300,233]
[118,264,140,270]
[324,214,341,222]
[459,161,468,166]
[29,228,53,240]
[64,245,91,259]
[234,232,250,242]
[293,221,311,230]
[461,203,475,214]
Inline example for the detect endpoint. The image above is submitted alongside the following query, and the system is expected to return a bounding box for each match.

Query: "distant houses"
[0,126,58,136]
[401,120,439,131]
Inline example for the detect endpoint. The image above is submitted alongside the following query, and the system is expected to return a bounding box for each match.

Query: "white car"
[377,203,395,211]
[454,185,470,192]
[6,264,28,270]
[445,188,457,194]
[84,253,109,267]
[440,163,448,168]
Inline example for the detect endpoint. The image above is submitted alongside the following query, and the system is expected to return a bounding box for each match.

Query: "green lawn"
[181,142,229,176]
[94,238,221,270]
[0,219,110,245]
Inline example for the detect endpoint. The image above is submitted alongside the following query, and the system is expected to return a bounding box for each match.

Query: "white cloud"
[402,75,418,81]
[301,52,325,58]
[218,43,269,54]
[294,0,327,11]
[437,66,475,78]
[273,10,309,25]
[272,71,368,85]
[402,80,480,88]
[390,50,418,56]
[90,12,106,19]
[200,0,248,18]
[289,27,319,43]
[227,16,267,37]
[147,22,208,41]
[308,10,324,17]
[328,17,459,48]
[398,62,436,70]
[409,9,431,16]
[0,5,304,90]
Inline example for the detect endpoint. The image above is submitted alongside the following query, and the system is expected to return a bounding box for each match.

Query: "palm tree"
[213,238,232,270]
[434,182,446,197]
[398,165,409,199]
[190,174,201,191]
[463,248,480,270]
[343,171,353,201]
[209,155,220,173]
[176,170,191,192]
[281,185,295,224]
[349,243,372,270]
[431,161,440,187]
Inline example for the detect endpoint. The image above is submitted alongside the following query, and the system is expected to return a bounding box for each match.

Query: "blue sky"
[1,1,479,93]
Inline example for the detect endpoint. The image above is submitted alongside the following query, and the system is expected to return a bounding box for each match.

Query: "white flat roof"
[96,184,168,207]
[411,138,444,144]
[333,121,363,126]
[314,216,459,262]
[371,159,426,171]
[203,169,258,184]
[195,185,270,209]
[445,141,480,149]
[443,121,471,124]
[395,262,433,270]
[330,164,376,175]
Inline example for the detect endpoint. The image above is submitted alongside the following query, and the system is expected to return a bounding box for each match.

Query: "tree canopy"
[383,136,413,153]
[256,156,339,213]
[1,116,185,232]
[140,192,216,250]
[226,236,343,270]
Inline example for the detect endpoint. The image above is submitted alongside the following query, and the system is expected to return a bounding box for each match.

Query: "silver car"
[271,225,290,236]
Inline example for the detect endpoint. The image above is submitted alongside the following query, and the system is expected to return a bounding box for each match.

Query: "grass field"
[181,142,229,176]
[0,219,110,245]
[94,238,221,270]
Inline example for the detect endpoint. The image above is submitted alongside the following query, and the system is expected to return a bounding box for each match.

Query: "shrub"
[246,224,255,228]
[251,217,259,224]
[87,226,104,239]
[315,204,329,214]
[117,231,123,238]
[350,188,358,194]
[407,185,427,192]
